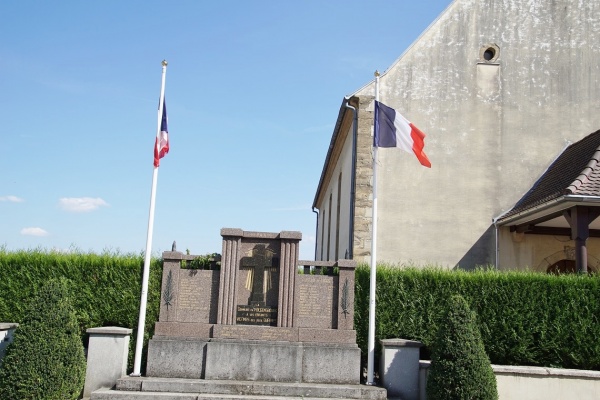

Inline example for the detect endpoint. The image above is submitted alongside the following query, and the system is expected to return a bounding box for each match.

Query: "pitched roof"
[498,129,600,222]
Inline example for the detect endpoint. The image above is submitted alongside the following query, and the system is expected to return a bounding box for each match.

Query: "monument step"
[90,377,387,400]
[91,389,349,400]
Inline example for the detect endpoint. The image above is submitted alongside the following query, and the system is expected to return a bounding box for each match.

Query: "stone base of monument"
[90,376,388,400]
[147,338,360,384]
[90,231,387,399]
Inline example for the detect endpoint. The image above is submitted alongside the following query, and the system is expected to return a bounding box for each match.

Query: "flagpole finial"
[162,60,168,67]
[374,70,380,77]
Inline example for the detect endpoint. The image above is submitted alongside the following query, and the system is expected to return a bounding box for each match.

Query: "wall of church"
[498,227,600,272]
[352,0,600,268]
[315,122,354,261]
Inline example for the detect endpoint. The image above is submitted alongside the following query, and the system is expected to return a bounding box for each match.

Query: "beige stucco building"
[313,0,600,271]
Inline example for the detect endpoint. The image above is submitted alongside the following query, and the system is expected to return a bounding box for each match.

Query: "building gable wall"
[345,0,600,267]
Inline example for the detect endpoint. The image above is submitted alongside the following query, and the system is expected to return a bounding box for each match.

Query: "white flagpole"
[132,59,168,377]
[367,70,380,385]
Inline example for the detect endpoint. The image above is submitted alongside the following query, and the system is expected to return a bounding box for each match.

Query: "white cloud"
[0,195,24,203]
[59,197,109,213]
[21,227,49,237]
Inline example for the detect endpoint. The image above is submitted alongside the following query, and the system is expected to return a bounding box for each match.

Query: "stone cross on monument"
[240,244,279,306]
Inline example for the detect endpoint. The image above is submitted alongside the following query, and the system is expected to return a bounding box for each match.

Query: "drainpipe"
[491,211,511,269]
[344,97,358,259]
[492,217,499,269]
[312,207,319,260]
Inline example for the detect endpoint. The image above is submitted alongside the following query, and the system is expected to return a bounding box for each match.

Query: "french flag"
[154,100,169,167]
[374,100,431,168]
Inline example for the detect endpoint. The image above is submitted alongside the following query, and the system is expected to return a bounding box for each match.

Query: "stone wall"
[352,95,375,264]
[380,338,600,400]
[419,361,600,400]
[0,323,18,366]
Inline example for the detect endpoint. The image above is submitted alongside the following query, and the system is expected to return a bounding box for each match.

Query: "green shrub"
[426,294,498,400]
[0,248,162,373]
[0,278,86,400]
[182,253,221,269]
[355,265,600,371]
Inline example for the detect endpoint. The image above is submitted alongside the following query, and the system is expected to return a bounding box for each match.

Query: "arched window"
[327,192,332,261]
[547,260,577,274]
[540,248,599,274]
[320,209,326,261]
[335,172,342,261]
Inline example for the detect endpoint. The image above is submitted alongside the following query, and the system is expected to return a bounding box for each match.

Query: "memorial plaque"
[236,305,277,326]
[295,275,336,329]
[177,270,219,323]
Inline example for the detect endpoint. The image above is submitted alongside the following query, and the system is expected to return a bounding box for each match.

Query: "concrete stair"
[90,377,388,400]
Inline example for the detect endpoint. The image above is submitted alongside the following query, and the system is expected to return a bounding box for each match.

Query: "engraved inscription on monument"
[236,305,277,326]
[178,275,203,309]
[295,276,336,329]
[177,270,220,323]
[236,244,279,326]
[298,279,333,317]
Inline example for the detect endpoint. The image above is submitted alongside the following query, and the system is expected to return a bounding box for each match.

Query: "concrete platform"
[90,377,387,400]
[147,338,361,384]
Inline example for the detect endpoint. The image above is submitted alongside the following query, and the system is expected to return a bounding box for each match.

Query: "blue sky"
[1,0,451,260]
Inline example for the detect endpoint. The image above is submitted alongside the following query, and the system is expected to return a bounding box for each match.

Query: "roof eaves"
[494,195,570,226]
[495,195,600,227]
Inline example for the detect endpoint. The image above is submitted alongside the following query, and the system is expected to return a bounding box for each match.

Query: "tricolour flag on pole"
[153,101,169,167]
[133,60,168,377]
[374,100,431,168]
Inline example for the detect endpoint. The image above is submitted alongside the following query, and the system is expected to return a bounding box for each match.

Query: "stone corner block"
[220,227,244,237]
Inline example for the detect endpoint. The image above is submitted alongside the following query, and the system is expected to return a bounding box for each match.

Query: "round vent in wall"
[479,43,500,63]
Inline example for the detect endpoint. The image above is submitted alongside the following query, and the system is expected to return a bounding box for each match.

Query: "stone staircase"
[90,377,388,400]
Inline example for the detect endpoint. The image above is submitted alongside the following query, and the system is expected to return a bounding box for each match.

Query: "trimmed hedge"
[355,264,600,371]
[426,294,498,400]
[0,248,162,373]
[0,278,87,399]
[2,251,599,375]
